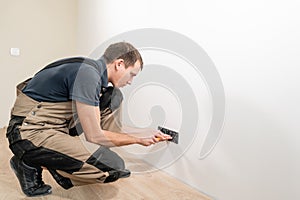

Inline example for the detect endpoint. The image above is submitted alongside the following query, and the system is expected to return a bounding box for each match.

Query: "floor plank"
[1,127,211,200]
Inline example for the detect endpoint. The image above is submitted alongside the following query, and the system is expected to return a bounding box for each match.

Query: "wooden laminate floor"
[0,128,211,200]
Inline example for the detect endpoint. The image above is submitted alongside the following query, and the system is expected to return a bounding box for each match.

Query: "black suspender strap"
[36,57,99,74]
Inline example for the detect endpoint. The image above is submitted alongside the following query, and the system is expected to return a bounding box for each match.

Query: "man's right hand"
[137,131,172,146]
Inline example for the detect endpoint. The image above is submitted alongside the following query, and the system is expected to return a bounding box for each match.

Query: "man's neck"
[106,62,114,83]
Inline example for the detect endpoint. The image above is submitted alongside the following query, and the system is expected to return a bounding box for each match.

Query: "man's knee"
[87,146,125,171]
[100,87,123,112]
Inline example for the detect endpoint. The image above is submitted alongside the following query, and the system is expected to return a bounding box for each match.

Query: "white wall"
[77,0,300,199]
[77,0,107,55]
[0,0,78,126]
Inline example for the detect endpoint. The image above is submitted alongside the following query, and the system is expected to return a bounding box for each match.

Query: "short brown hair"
[103,42,143,69]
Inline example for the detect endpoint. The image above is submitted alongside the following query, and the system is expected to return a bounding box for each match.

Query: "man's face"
[115,60,141,88]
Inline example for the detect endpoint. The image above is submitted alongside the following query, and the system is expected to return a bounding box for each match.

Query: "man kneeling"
[6,42,171,196]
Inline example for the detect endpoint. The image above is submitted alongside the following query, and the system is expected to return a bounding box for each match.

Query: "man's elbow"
[84,132,99,144]
[84,131,111,146]
[85,135,95,143]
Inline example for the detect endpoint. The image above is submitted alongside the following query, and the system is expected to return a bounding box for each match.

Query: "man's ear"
[115,59,124,71]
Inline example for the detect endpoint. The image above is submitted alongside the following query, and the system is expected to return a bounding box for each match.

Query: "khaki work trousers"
[7,80,125,186]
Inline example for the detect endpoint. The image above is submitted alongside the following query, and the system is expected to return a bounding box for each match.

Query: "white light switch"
[10,48,20,56]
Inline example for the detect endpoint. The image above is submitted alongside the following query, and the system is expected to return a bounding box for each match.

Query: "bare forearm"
[86,126,171,147]
[89,130,141,147]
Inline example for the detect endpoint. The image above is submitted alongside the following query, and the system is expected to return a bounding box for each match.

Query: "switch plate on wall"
[10,48,20,56]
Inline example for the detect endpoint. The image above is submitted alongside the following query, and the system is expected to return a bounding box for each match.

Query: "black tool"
[158,126,179,144]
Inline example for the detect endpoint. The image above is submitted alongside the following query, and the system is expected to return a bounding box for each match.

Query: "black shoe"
[104,169,131,183]
[48,169,74,190]
[10,156,52,197]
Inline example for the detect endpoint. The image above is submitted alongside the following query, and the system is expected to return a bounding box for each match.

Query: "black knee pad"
[88,147,130,184]
[100,87,123,112]
[87,146,125,172]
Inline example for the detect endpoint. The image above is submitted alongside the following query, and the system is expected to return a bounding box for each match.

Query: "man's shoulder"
[43,57,99,71]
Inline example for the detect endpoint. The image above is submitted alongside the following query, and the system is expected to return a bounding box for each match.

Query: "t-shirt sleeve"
[70,64,102,106]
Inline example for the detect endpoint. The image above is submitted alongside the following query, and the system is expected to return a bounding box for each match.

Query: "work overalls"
[6,79,127,189]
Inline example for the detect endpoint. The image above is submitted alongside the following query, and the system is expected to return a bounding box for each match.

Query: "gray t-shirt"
[23,57,108,106]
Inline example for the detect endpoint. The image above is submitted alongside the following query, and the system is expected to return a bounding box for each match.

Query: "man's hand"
[137,131,172,146]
